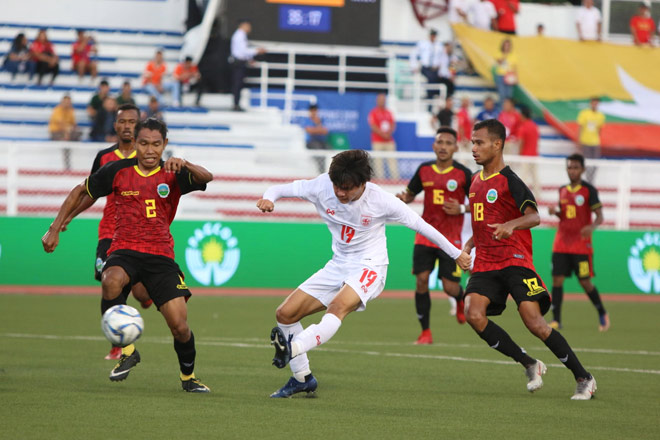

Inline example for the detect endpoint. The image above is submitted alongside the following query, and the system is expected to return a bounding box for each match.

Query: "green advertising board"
[1,216,659,294]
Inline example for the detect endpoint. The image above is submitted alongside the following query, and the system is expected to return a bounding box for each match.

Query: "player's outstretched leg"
[109,344,140,381]
[271,321,315,398]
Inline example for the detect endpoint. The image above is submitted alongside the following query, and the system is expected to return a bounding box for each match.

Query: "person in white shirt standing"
[468,0,498,31]
[576,0,602,42]
[410,29,447,105]
[257,149,471,398]
[229,19,265,111]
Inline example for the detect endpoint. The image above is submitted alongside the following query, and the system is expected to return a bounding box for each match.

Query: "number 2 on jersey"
[341,225,355,243]
[145,199,157,218]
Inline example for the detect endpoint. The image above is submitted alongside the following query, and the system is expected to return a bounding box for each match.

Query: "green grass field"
[1,293,659,440]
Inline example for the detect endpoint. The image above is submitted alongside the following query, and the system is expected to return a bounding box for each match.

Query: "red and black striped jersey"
[90,145,136,240]
[406,160,472,248]
[552,180,601,255]
[85,158,206,259]
[469,166,537,273]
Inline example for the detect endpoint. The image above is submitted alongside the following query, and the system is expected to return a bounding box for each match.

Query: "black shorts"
[94,238,113,282]
[412,244,462,282]
[465,266,551,316]
[103,249,191,309]
[552,252,594,279]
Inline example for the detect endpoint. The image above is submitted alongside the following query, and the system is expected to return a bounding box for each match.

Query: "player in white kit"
[256,150,471,398]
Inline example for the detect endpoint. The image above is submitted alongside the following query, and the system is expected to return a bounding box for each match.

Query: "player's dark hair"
[329,149,373,188]
[135,118,168,140]
[117,103,140,117]
[436,126,457,140]
[567,153,585,168]
[473,119,506,145]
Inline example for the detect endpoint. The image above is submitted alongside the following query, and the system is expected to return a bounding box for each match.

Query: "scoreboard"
[225,0,381,46]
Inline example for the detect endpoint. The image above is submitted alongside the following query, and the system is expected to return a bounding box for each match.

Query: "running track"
[1,286,659,302]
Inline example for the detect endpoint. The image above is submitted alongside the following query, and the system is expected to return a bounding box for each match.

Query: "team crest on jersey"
[185,222,240,286]
[447,179,458,192]
[486,189,498,203]
[360,215,372,226]
[575,194,585,206]
[157,183,170,198]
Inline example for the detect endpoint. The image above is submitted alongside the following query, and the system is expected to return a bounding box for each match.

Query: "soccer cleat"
[525,360,547,392]
[549,320,562,330]
[140,299,153,309]
[109,349,140,381]
[415,329,433,345]
[571,375,597,400]
[181,376,211,393]
[104,346,122,360]
[455,298,466,324]
[598,314,610,332]
[270,326,292,369]
[270,374,318,398]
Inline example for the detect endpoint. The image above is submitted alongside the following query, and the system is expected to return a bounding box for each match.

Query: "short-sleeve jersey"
[91,145,136,240]
[286,174,453,266]
[85,158,206,259]
[552,180,601,255]
[406,160,471,249]
[469,166,537,273]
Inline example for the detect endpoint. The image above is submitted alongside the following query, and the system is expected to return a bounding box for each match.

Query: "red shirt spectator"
[456,108,472,143]
[498,99,521,141]
[173,58,200,84]
[491,0,519,34]
[143,51,167,86]
[518,118,539,156]
[630,5,655,45]
[30,36,56,62]
[368,98,396,143]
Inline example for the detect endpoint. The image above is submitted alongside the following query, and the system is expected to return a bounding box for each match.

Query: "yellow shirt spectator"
[49,104,77,134]
[495,51,518,76]
[577,108,605,146]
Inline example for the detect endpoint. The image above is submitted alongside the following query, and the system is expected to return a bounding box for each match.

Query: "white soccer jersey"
[262,174,461,266]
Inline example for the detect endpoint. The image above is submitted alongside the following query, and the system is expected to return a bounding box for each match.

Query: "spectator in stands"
[448,0,470,24]
[432,96,455,130]
[116,81,136,106]
[576,0,602,42]
[537,23,545,36]
[492,0,519,35]
[90,96,118,142]
[3,33,35,81]
[230,19,266,112]
[468,0,498,31]
[31,29,59,86]
[49,95,81,141]
[577,97,605,166]
[475,96,499,121]
[494,38,517,103]
[142,96,165,121]
[630,3,655,46]
[71,29,97,82]
[302,104,330,150]
[368,93,399,180]
[517,105,540,195]
[143,50,181,107]
[456,96,473,152]
[173,56,202,104]
[498,98,521,151]
[88,79,110,120]
[410,29,445,106]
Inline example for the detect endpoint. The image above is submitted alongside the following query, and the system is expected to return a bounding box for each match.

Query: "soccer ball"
[101,305,144,347]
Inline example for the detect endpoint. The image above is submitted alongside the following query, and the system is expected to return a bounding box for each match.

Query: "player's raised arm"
[164,157,213,184]
[42,181,93,252]
[257,182,296,213]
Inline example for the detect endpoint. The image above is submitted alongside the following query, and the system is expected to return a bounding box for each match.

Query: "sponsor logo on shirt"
[486,189,498,203]
[469,192,476,198]
[628,232,660,294]
[447,179,458,191]
[121,191,140,196]
[575,194,585,206]
[185,222,240,287]
[326,208,335,216]
[157,183,170,198]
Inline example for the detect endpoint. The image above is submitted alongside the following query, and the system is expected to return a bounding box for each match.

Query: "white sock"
[291,313,342,358]
[277,321,310,382]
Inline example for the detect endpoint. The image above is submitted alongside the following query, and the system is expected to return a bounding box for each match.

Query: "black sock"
[551,286,563,323]
[415,291,431,330]
[454,286,464,302]
[478,320,536,366]
[174,331,196,376]
[101,295,126,316]
[586,286,606,316]
[543,329,590,380]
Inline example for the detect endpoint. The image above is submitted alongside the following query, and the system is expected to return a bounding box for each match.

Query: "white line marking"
[4,332,660,375]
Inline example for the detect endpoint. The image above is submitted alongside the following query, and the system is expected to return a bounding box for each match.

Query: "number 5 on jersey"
[145,199,157,218]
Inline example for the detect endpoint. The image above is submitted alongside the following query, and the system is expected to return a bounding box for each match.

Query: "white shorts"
[298,259,388,312]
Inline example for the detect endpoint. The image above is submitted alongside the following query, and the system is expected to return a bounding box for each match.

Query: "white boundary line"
[4,332,660,375]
